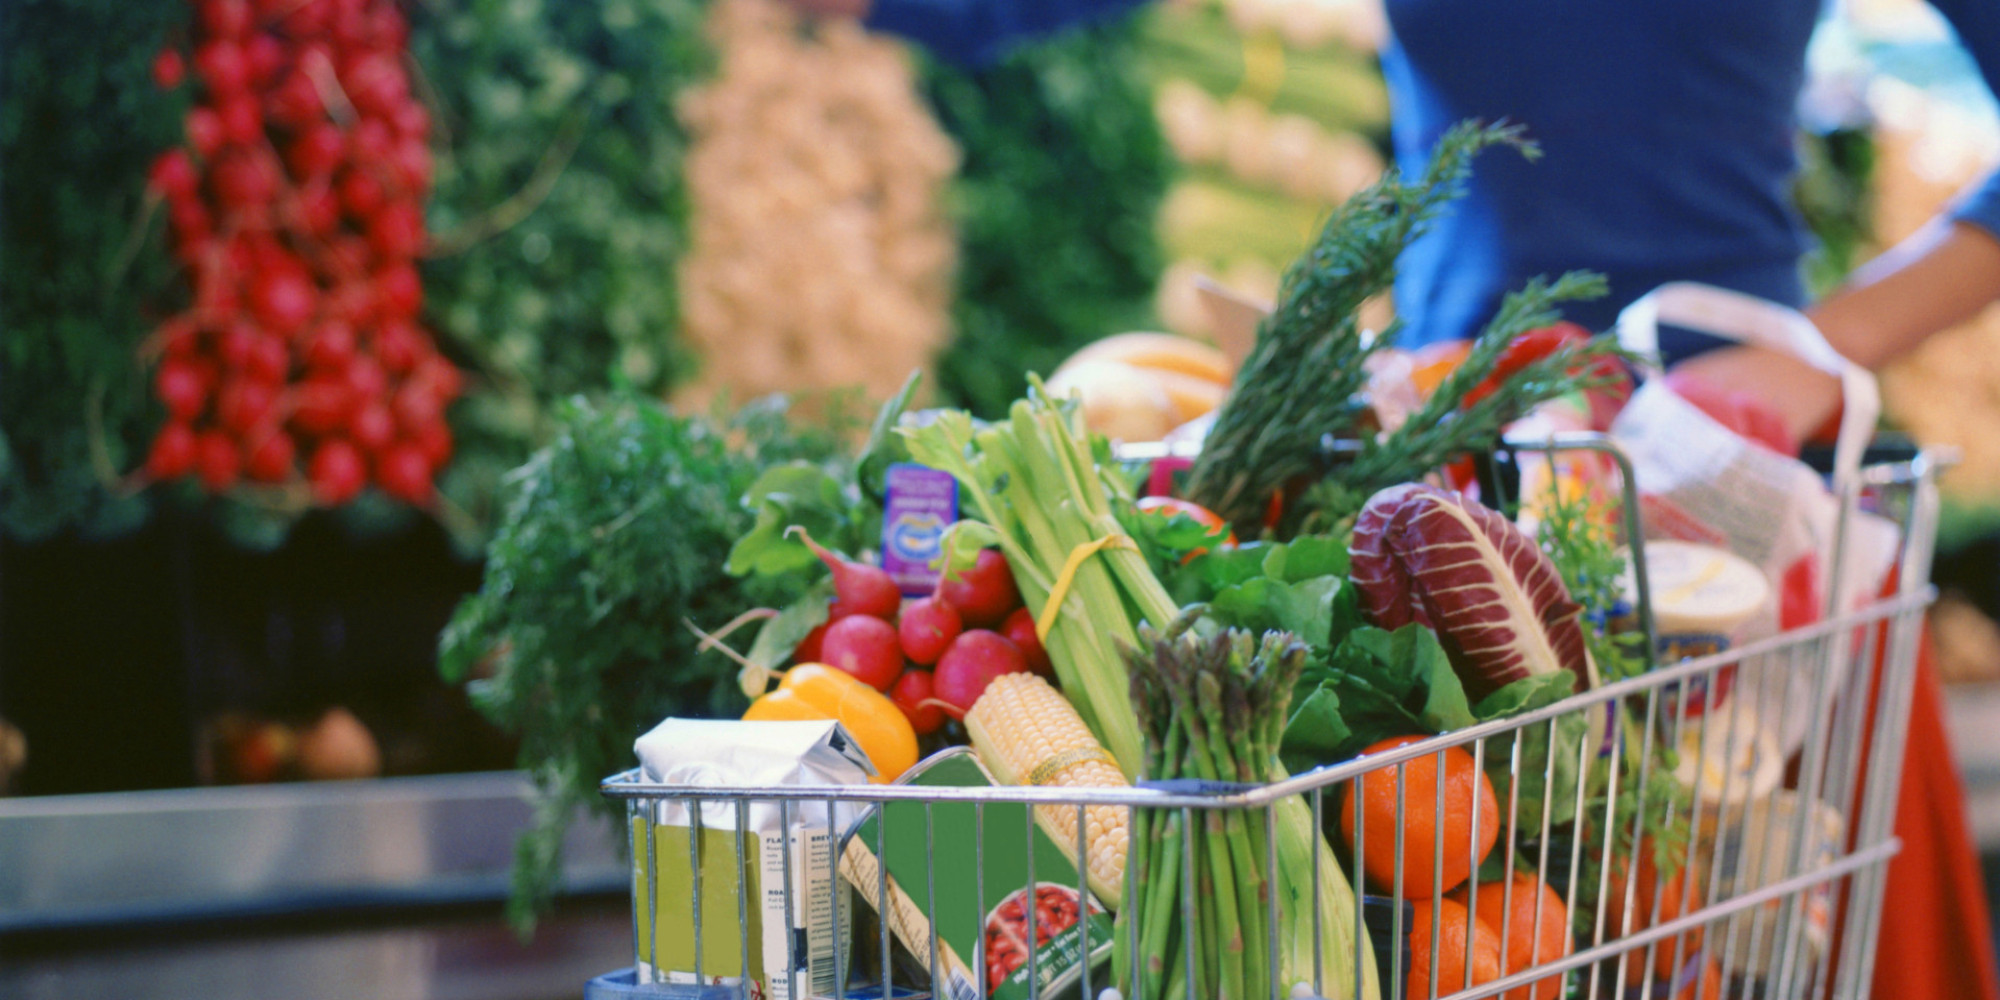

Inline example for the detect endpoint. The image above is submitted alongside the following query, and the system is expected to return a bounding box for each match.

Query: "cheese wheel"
[1621,540,1770,638]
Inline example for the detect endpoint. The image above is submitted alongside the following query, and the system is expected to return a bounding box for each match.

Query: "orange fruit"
[1340,735,1501,898]
[1603,837,1706,985]
[1448,873,1572,1000]
[1405,898,1503,1000]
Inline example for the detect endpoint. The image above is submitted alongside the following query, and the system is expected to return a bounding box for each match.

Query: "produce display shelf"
[0,769,624,934]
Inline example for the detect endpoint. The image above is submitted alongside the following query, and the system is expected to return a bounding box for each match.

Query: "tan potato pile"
[1155,81,1383,205]
[1869,81,2000,497]
[676,0,959,408]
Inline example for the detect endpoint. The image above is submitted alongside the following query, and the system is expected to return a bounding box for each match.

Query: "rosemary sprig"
[1185,120,1535,529]
[1303,271,1625,527]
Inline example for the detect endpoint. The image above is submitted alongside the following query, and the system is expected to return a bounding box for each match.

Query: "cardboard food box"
[841,748,1115,1000]
[630,719,875,999]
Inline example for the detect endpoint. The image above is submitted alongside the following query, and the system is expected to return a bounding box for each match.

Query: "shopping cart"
[600,437,1945,1000]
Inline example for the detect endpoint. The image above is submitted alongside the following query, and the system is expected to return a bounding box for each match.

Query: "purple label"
[881,463,957,596]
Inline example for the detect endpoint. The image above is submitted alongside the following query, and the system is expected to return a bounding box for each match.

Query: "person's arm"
[1809,217,2000,368]
[1674,0,2000,443]
[786,0,1150,67]
[1670,215,2000,445]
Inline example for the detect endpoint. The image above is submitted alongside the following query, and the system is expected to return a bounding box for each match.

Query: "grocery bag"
[1609,283,1902,754]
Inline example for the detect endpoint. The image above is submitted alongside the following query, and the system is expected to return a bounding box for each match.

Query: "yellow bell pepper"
[743,664,918,783]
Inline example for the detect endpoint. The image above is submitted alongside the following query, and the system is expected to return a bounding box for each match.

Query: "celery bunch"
[901,386,1175,776]
[903,391,1377,1000]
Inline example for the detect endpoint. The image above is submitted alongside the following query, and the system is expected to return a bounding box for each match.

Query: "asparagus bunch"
[1117,616,1310,1000]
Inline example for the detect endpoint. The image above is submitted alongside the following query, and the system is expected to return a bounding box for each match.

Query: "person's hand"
[780,0,871,18]
[1666,345,1843,447]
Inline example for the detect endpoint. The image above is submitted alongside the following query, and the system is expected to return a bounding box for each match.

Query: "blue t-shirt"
[867,0,2000,363]
[1381,0,2000,361]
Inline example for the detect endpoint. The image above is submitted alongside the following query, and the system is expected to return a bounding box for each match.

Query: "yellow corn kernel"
[965,673,1129,907]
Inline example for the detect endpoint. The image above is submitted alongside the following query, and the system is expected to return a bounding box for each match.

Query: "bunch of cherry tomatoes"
[142,0,458,507]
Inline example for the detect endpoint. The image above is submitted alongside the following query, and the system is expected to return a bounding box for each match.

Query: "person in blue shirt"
[793,0,2000,444]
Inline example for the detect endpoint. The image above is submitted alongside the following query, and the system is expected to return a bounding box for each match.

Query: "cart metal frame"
[604,440,1945,1000]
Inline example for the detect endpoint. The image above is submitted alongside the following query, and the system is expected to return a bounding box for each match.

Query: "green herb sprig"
[1185,120,1533,528]
[438,393,843,931]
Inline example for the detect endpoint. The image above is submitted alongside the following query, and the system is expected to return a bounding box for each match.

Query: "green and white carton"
[631,718,876,999]
[840,748,1114,1000]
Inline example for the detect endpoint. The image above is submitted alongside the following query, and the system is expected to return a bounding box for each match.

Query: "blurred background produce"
[8,1,2000,993]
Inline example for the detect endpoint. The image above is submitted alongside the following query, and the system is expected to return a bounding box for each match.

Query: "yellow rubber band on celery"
[1035,534,1139,642]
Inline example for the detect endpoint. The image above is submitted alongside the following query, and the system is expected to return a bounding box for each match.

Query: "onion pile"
[142,0,458,507]
[675,0,959,407]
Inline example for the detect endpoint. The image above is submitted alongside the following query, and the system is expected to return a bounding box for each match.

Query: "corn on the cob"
[965,673,1129,907]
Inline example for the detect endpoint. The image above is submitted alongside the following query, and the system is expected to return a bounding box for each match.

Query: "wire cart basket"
[601,435,1948,1000]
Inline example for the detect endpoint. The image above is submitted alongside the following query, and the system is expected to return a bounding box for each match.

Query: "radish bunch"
[792,532,1048,735]
[141,0,458,506]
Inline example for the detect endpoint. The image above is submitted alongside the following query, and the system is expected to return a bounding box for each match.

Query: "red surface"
[1869,632,2000,1000]
[1824,572,2000,1000]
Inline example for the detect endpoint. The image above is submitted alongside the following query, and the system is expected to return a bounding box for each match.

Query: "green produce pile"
[923,16,1171,418]
[408,0,712,537]
[437,392,848,924]
[0,0,187,541]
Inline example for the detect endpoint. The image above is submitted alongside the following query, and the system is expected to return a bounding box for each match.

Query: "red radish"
[169,199,212,243]
[414,355,463,399]
[298,184,341,235]
[348,117,396,163]
[374,317,422,373]
[244,33,286,85]
[349,401,395,451]
[218,378,278,434]
[194,39,249,93]
[195,431,241,491]
[246,335,290,383]
[291,375,355,435]
[391,103,429,139]
[791,528,902,621]
[931,630,1028,719]
[156,359,211,420]
[212,151,276,207]
[820,615,904,692]
[793,621,830,665]
[163,325,200,357]
[147,423,199,479]
[891,670,946,736]
[391,138,433,194]
[186,107,225,157]
[265,71,323,127]
[367,201,423,258]
[346,354,388,401]
[217,93,262,146]
[309,439,367,504]
[414,419,453,467]
[250,267,316,333]
[217,321,259,369]
[939,548,1021,627]
[200,0,252,38]
[245,431,296,482]
[391,387,439,440]
[304,321,356,370]
[148,150,198,200]
[374,263,421,317]
[287,124,347,180]
[898,596,962,666]
[153,49,186,90]
[375,442,432,504]
[998,608,1052,678]
[338,169,384,217]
